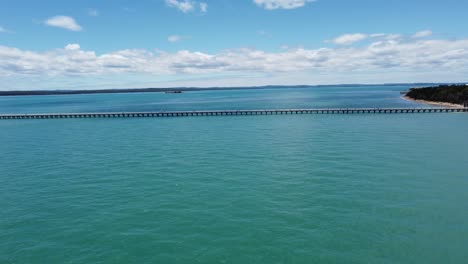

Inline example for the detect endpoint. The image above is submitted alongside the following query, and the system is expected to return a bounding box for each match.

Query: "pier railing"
[0,107,467,120]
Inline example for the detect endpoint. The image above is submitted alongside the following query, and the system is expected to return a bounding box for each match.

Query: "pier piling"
[1,107,466,120]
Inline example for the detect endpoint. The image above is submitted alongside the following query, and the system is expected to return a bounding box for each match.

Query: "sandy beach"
[403,95,464,108]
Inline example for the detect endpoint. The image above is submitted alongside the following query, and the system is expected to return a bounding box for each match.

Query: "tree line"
[406,84,468,105]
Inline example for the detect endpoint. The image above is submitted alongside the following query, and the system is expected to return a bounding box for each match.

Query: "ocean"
[1,85,467,263]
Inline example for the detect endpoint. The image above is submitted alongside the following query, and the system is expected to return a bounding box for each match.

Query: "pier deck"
[0,108,467,120]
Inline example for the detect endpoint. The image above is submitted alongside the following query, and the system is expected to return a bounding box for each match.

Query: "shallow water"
[1,86,467,263]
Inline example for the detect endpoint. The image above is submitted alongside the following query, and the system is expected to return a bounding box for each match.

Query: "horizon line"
[1,82,467,93]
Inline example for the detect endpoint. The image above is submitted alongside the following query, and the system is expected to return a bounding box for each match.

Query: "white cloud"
[333,33,368,45]
[254,0,316,10]
[200,2,208,13]
[165,0,207,13]
[413,30,433,38]
[369,33,403,40]
[370,33,386,38]
[166,0,194,13]
[384,34,403,41]
[88,8,99,17]
[65,43,81,51]
[45,16,82,31]
[1,37,468,85]
[168,35,184,43]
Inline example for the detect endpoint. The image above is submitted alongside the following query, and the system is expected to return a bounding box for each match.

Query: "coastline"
[0,83,441,97]
[402,95,463,108]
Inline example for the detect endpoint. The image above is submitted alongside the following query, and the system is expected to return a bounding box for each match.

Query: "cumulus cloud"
[370,33,386,38]
[413,30,433,38]
[333,33,368,45]
[254,0,316,10]
[45,16,82,31]
[165,0,207,13]
[331,33,405,45]
[65,43,81,51]
[383,34,403,41]
[1,37,468,79]
[166,0,194,12]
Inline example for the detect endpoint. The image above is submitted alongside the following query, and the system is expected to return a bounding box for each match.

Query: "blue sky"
[1,0,468,90]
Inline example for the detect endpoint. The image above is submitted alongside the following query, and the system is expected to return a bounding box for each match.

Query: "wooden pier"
[0,108,467,120]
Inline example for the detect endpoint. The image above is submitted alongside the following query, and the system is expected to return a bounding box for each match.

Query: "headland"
[405,84,468,107]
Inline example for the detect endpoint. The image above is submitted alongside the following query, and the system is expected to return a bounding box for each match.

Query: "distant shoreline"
[402,96,463,108]
[0,83,453,97]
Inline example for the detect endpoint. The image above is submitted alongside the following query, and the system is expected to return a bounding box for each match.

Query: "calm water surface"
[1,85,467,263]
[0,85,420,114]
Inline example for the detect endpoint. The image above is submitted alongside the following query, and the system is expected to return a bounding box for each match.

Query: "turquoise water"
[1,86,468,263]
[0,85,420,114]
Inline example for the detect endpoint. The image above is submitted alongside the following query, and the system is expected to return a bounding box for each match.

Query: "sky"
[1,0,468,90]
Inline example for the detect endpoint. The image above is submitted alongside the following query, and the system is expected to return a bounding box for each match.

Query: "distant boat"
[165,90,183,94]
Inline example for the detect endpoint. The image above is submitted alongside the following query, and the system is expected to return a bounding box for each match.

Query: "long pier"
[0,108,467,120]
